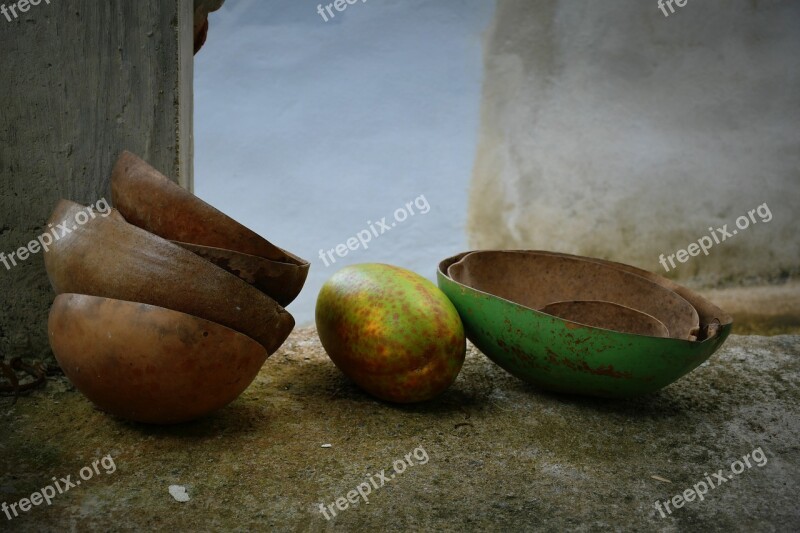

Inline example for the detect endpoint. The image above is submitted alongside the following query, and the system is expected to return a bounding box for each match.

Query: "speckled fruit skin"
[316,264,466,403]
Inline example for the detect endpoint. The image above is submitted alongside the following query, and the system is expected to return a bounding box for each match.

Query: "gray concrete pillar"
[0,0,194,363]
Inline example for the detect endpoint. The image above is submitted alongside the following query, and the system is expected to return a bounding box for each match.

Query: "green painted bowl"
[437,251,733,397]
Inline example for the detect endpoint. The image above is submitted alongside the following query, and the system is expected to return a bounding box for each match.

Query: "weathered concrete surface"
[1,328,798,532]
[0,0,194,364]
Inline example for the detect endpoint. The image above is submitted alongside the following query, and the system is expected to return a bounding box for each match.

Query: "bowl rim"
[171,240,310,269]
[539,299,671,338]
[51,292,266,346]
[447,249,700,340]
[44,199,296,354]
[438,250,733,344]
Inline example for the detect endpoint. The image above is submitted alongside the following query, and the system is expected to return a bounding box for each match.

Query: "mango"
[316,264,466,403]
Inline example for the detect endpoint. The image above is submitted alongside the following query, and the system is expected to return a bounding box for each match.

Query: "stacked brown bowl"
[44,152,309,424]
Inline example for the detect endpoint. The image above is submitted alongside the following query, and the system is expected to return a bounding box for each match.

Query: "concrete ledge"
[700,281,800,335]
[1,328,798,531]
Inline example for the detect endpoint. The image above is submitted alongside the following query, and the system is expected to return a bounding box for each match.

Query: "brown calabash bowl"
[111,150,309,305]
[43,200,294,355]
[501,250,732,340]
[171,241,308,308]
[49,294,267,424]
[448,251,699,340]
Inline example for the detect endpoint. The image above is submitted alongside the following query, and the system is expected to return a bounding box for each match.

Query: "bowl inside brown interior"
[509,250,734,340]
[448,251,699,340]
[540,300,670,337]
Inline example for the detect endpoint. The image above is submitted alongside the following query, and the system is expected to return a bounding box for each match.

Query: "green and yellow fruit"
[316,264,466,403]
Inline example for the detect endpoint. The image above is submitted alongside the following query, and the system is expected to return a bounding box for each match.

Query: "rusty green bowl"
[437,251,733,398]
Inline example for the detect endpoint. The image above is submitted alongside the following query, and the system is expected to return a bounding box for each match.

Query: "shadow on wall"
[468,0,800,287]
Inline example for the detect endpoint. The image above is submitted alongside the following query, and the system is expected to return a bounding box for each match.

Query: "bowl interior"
[172,241,309,307]
[536,251,734,338]
[448,250,699,340]
[540,300,670,338]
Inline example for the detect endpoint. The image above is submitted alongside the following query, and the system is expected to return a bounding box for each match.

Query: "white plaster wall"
[194,0,494,324]
[469,0,800,286]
